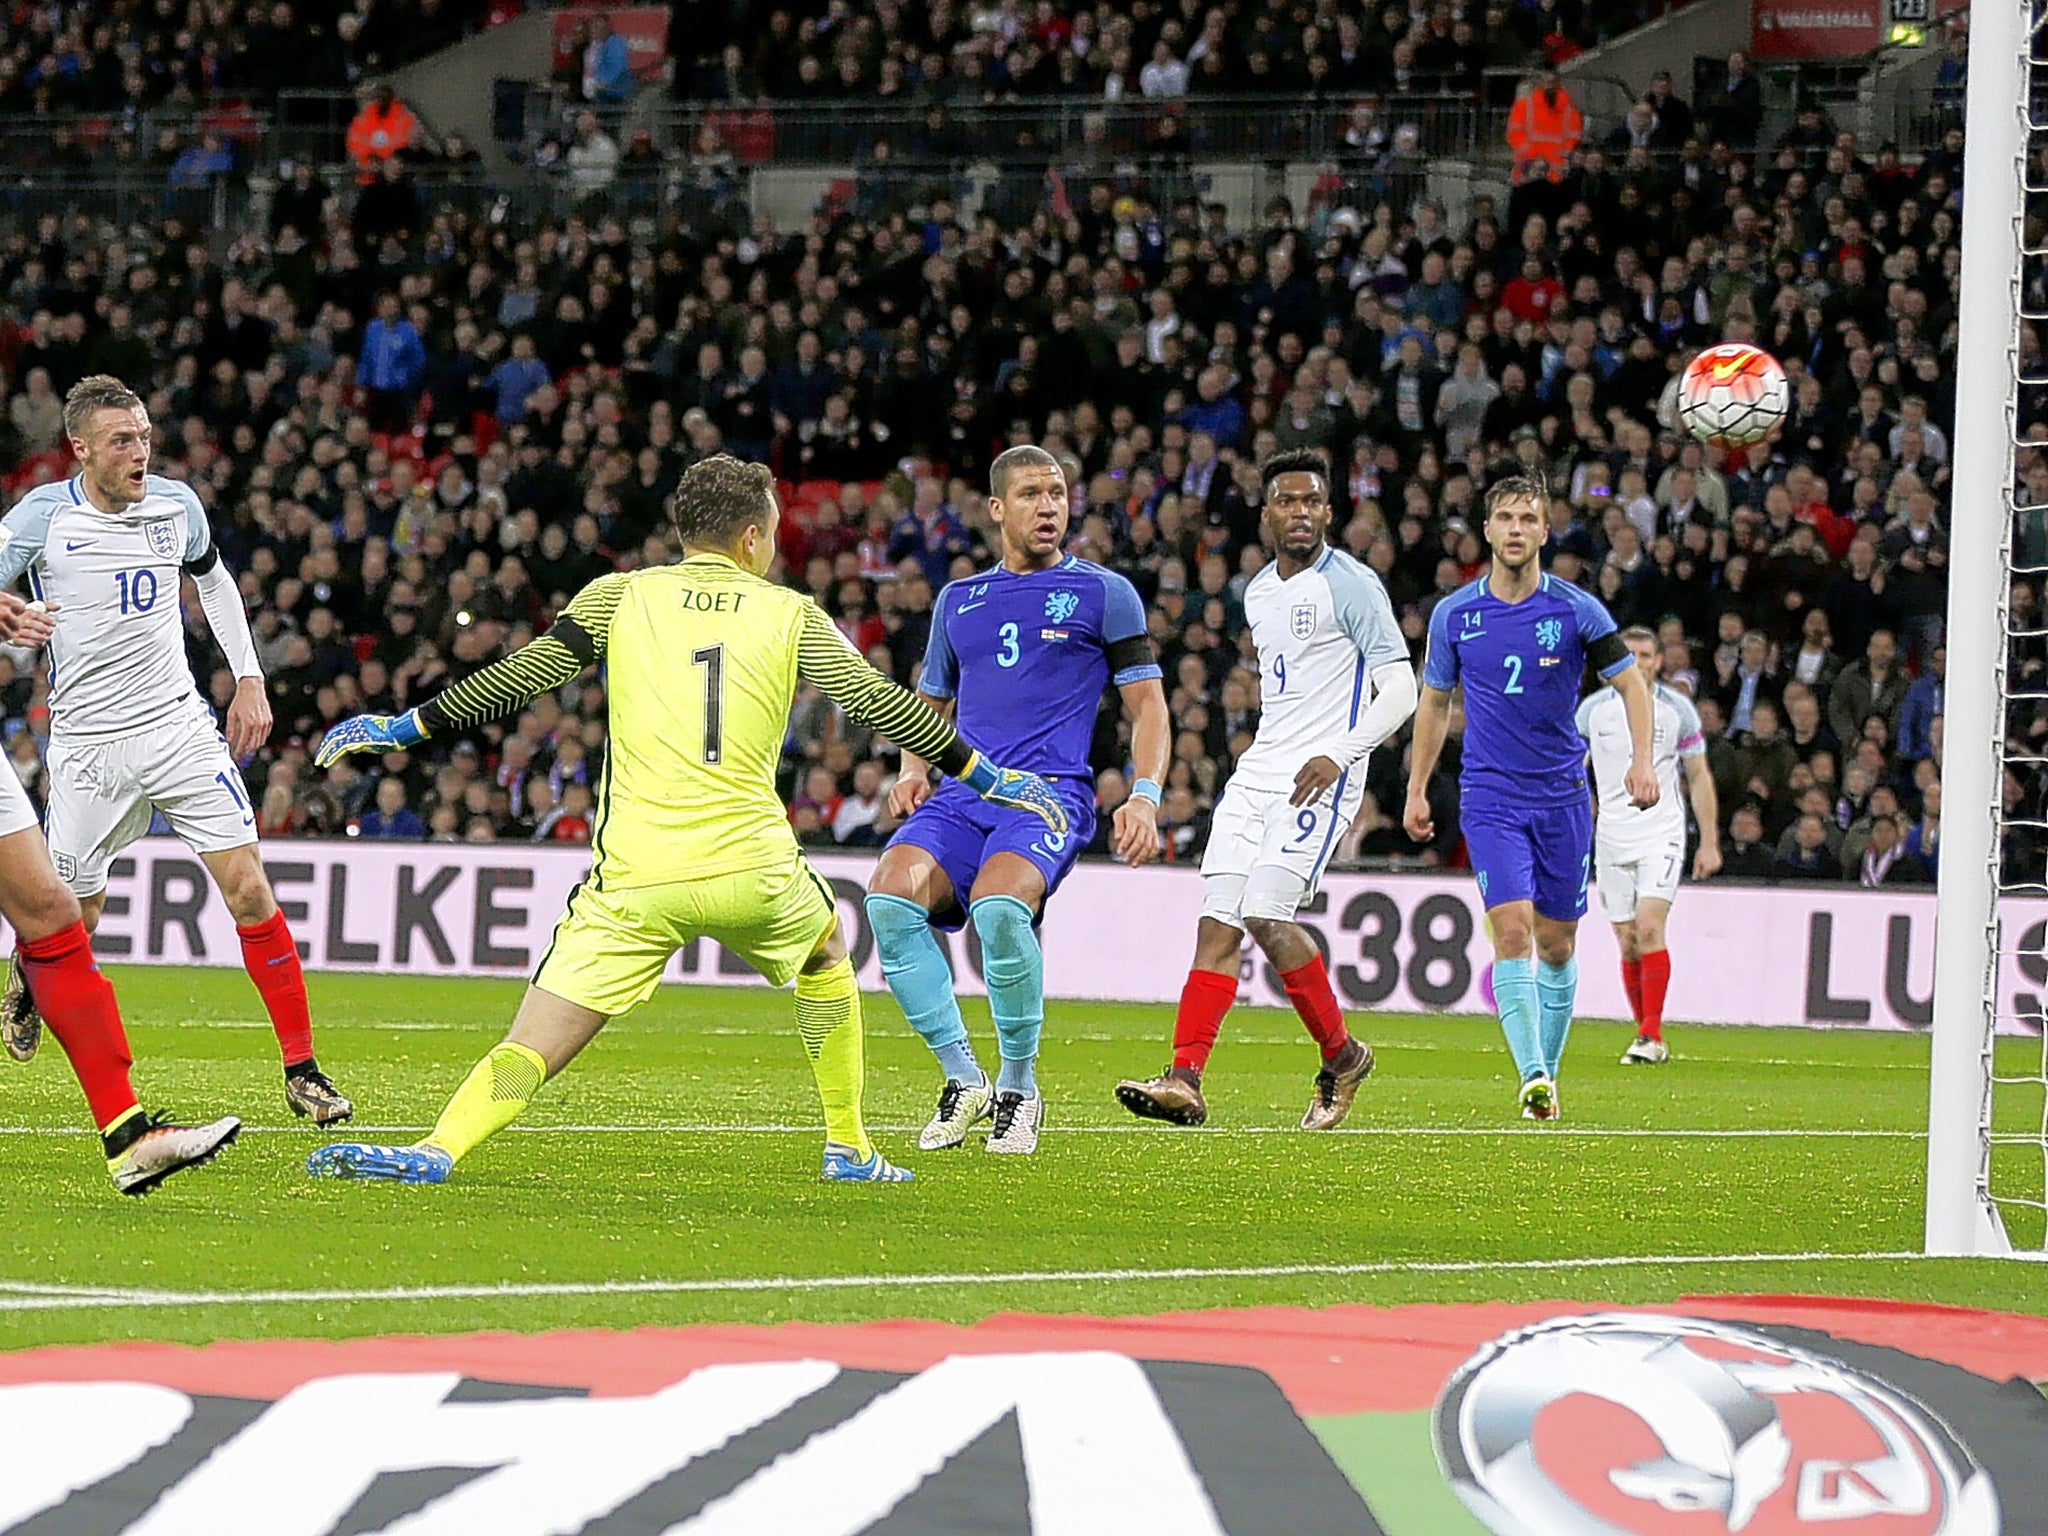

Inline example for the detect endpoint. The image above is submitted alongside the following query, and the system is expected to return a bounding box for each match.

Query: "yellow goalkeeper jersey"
[416,553,975,889]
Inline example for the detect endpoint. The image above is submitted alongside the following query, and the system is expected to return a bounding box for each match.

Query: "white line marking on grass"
[159,1021,1940,1065]
[0,1123,1924,1139]
[173,1020,464,1032]
[0,1250,1937,1314]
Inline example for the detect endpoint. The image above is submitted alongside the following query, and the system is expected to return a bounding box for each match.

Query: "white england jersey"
[0,474,214,743]
[1232,547,1410,794]
[1575,681,1703,852]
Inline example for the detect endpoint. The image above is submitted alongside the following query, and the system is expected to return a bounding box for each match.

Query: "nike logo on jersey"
[64,541,93,552]
[957,601,986,614]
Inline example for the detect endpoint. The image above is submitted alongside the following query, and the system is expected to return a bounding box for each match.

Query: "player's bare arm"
[1685,753,1722,879]
[1404,681,1454,841]
[1111,675,1169,866]
[225,678,272,760]
[1608,661,1662,809]
[887,692,954,820]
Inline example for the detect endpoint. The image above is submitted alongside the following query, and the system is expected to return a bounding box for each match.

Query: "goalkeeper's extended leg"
[800,927,911,1183]
[309,988,602,1182]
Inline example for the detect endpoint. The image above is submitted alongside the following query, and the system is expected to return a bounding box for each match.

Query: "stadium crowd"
[0,29,1991,890]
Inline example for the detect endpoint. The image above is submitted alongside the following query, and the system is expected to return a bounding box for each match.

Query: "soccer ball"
[1677,343,1789,449]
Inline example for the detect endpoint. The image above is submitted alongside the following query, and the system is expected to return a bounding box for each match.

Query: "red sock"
[1621,957,1644,1026]
[1173,968,1237,1075]
[1638,949,1670,1042]
[238,910,314,1067]
[19,922,139,1132]
[1280,954,1350,1060]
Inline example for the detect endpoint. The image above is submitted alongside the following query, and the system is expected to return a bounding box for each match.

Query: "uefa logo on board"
[1432,1313,1998,1535]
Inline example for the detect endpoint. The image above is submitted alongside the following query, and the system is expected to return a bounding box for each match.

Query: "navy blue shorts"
[886,778,1097,929]
[1461,798,1594,921]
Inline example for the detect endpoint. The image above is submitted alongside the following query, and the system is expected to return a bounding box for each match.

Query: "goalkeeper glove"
[960,752,1069,838]
[315,709,427,768]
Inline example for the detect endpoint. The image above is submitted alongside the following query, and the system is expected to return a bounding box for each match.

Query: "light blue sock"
[1492,957,1545,1083]
[971,895,1042,1097]
[864,894,980,1084]
[1538,956,1579,1079]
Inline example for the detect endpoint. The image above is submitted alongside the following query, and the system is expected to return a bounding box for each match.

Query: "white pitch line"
[160,1021,1946,1066]
[0,1123,1923,1139]
[0,1249,1934,1313]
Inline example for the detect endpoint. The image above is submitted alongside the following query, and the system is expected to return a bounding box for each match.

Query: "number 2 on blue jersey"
[1502,654,1523,695]
[997,622,1020,668]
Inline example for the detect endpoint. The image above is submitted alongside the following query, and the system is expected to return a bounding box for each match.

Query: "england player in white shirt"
[1575,625,1721,1064]
[0,376,351,1124]
[1118,449,1417,1130]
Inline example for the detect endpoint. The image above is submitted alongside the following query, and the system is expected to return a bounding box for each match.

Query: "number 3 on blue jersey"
[1502,654,1523,694]
[997,622,1020,668]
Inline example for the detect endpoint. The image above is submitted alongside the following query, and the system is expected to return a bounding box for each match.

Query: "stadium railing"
[611,92,1505,168]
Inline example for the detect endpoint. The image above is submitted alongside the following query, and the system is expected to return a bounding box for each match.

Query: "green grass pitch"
[0,963,2040,1350]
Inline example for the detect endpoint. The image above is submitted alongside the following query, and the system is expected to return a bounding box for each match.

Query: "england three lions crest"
[144,519,184,562]
[1290,604,1316,640]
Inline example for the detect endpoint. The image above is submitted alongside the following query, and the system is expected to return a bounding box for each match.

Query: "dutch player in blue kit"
[1403,475,1659,1120]
[865,446,1171,1154]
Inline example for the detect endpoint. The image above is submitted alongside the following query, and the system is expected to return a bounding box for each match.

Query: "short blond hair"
[62,375,146,443]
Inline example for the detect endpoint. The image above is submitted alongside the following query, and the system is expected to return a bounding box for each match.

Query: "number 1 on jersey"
[1502,654,1524,695]
[691,644,724,763]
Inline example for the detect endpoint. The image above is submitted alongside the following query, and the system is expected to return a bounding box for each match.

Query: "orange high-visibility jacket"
[346,100,418,179]
[1505,86,1582,184]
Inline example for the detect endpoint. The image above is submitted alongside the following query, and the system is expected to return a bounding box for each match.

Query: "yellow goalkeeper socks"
[795,958,873,1161]
[418,1041,549,1164]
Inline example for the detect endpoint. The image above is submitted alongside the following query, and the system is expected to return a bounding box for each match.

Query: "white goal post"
[1924,0,2025,1257]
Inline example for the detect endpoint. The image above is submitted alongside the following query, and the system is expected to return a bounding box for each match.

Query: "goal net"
[1927,0,2046,1256]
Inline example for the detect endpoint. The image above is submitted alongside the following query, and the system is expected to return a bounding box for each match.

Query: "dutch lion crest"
[1044,590,1079,624]
[1535,618,1563,652]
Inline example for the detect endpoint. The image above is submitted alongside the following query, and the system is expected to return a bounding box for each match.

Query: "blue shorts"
[1461,798,1594,922]
[887,777,1097,929]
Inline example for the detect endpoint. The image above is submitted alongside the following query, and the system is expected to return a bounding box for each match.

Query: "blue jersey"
[919,556,1160,781]
[1423,573,1629,808]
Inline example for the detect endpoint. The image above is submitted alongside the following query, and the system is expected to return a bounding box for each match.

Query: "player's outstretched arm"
[315,574,626,768]
[795,603,1068,837]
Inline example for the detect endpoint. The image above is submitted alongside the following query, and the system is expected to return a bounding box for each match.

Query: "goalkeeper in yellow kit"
[305,456,1067,1184]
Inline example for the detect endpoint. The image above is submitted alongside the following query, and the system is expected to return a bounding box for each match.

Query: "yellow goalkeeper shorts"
[533,857,841,1017]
